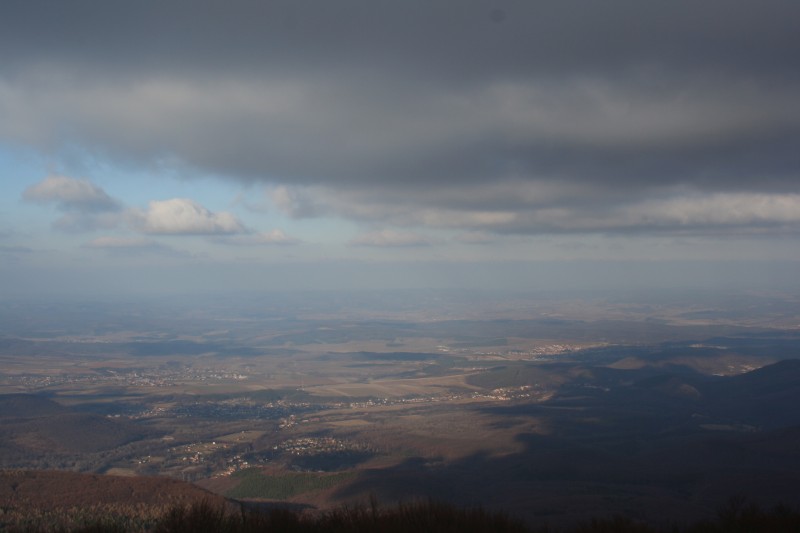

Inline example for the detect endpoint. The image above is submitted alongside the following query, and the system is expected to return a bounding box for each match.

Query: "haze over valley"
[3,289,800,527]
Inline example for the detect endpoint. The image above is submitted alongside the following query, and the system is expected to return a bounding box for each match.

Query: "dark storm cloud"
[2,0,799,235]
[3,1,798,79]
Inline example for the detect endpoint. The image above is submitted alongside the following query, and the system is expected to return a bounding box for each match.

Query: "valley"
[2,289,800,528]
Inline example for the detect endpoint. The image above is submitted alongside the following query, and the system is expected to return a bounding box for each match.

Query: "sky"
[1,0,799,296]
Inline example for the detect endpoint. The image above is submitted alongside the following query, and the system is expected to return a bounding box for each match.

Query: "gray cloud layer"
[3,1,800,236]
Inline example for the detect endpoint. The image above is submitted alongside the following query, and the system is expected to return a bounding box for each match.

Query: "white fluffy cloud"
[130,198,244,235]
[22,175,124,232]
[23,176,247,236]
[23,175,120,212]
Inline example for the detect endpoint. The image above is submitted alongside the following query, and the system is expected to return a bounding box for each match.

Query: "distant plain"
[2,289,800,528]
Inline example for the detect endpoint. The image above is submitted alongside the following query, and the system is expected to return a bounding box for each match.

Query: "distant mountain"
[701,359,800,428]
[714,358,800,395]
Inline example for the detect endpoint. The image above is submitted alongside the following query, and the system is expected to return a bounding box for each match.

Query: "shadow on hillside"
[333,359,800,529]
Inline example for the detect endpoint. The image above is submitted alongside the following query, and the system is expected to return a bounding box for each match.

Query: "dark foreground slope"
[5,490,800,532]
[0,470,230,531]
[0,470,228,508]
[152,500,800,533]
